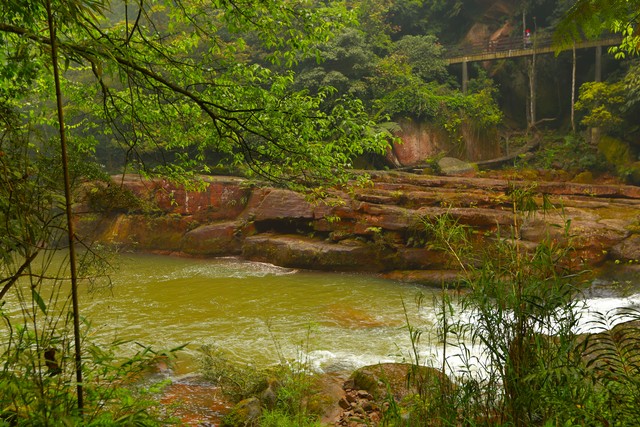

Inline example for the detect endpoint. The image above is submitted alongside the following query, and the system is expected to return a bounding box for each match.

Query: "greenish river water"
[7,253,640,380]
[82,253,441,375]
[6,252,640,424]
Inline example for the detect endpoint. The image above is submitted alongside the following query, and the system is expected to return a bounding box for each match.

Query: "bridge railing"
[445,32,554,59]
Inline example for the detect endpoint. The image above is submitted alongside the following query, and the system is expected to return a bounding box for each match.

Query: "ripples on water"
[6,253,640,379]
[82,254,439,375]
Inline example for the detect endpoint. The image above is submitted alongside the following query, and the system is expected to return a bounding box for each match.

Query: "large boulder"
[243,188,314,221]
[387,120,449,167]
[329,363,453,426]
[182,221,244,256]
[76,214,189,251]
[438,157,476,176]
[241,234,394,272]
[610,234,640,262]
[346,363,452,402]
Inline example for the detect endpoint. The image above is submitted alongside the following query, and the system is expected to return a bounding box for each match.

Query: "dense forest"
[3,0,640,184]
[2,0,640,425]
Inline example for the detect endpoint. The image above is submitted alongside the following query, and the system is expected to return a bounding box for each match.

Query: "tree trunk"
[571,43,576,132]
[44,0,84,414]
[529,52,536,127]
[591,46,602,144]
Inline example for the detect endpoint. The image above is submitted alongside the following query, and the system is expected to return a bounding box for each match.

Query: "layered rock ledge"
[75,172,640,283]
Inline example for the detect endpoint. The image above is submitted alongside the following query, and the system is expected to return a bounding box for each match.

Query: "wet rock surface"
[76,171,640,281]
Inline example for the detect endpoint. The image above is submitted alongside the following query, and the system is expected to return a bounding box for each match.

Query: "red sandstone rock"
[76,172,640,274]
[244,188,314,221]
[242,234,393,272]
[182,222,243,256]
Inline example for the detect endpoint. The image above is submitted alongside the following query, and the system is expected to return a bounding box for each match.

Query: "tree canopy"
[3,0,640,423]
[0,0,392,189]
[0,0,397,420]
[554,0,640,58]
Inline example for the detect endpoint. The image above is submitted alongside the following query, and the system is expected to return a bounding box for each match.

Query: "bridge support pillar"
[591,45,603,144]
[595,45,602,82]
[462,60,468,94]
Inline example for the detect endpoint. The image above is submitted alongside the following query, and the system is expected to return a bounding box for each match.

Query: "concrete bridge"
[445,33,621,92]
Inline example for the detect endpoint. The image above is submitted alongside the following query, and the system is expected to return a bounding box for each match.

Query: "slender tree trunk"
[571,43,576,132]
[525,58,531,128]
[592,46,602,144]
[529,52,536,127]
[44,0,84,414]
[462,60,468,94]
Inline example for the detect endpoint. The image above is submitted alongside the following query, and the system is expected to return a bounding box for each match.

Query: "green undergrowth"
[0,311,182,426]
[200,326,326,427]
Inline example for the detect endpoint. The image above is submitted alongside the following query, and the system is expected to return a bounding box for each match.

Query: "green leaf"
[31,288,47,315]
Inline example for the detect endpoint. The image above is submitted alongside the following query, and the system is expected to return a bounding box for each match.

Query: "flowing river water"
[5,253,640,424]
[80,254,640,374]
[83,253,443,375]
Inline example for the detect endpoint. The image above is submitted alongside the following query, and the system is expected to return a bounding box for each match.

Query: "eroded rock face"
[112,175,251,220]
[242,234,394,272]
[76,172,640,281]
[387,120,450,167]
[244,188,314,221]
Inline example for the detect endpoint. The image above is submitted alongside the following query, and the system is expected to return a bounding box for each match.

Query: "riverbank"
[75,171,640,284]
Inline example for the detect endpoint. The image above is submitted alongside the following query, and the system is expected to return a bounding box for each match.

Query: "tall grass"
[201,325,325,427]
[394,184,640,426]
[0,249,179,426]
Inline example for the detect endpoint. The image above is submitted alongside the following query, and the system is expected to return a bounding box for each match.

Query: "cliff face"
[462,0,519,46]
[76,173,640,284]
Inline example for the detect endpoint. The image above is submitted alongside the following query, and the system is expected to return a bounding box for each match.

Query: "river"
[72,253,640,376]
[82,253,444,375]
[5,252,640,376]
[4,253,640,424]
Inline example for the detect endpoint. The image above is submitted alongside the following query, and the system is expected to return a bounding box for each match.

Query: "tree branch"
[0,251,39,300]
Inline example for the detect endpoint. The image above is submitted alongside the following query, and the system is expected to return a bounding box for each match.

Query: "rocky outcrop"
[242,234,393,272]
[217,363,453,427]
[387,120,500,167]
[387,120,450,167]
[438,157,476,176]
[75,172,640,283]
[330,363,453,425]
